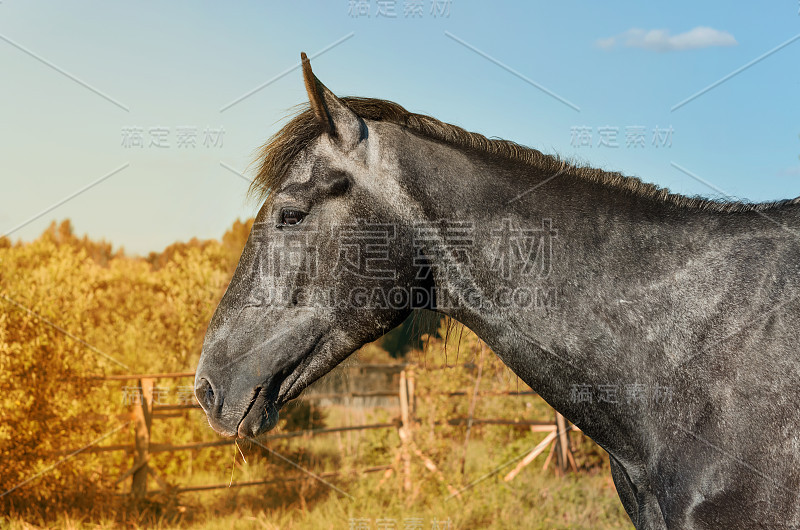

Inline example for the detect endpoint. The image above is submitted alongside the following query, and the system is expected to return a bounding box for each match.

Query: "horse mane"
[250,97,797,213]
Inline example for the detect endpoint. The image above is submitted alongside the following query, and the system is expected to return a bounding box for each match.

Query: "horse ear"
[301,52,364,150]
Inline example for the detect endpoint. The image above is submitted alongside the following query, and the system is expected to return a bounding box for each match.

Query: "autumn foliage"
[0,219,251,514]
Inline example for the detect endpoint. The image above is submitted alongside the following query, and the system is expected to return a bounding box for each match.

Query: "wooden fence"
[82,363,579,499]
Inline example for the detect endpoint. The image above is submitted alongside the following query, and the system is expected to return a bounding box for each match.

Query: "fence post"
[460,342,485,477]
[132,377,153,499]
[553,411,576,473]
[398,369,412,493]
[406,366,415,419]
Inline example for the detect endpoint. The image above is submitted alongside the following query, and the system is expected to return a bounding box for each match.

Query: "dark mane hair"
[250,97,797,213]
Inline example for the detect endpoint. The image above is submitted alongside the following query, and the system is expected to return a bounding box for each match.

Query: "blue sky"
[1,1,799,254]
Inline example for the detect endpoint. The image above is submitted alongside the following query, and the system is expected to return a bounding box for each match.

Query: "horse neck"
[401,138,703,460]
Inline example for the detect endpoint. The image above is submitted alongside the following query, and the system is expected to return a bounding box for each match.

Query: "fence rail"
[159,465,392,495]
[75,363,579,499]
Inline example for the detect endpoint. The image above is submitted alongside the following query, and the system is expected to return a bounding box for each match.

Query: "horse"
[195,53,800,528]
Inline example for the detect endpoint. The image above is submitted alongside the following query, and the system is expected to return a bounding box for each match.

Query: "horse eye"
[280,209,307,226]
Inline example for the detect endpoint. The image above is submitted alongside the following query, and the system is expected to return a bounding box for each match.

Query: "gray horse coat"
[195,54,800,528]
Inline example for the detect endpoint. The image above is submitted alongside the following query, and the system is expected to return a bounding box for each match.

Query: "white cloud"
[597,26,737,52]
[777,165,800,177]
[595,36,617,50]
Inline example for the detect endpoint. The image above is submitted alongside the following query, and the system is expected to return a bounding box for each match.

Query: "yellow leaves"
[0,218,252,507]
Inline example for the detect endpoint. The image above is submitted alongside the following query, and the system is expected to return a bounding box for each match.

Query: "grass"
[1,470,630,529]
[1,434,632,529]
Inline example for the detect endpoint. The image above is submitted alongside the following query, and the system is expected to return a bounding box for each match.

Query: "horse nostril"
[196,378,217,410]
